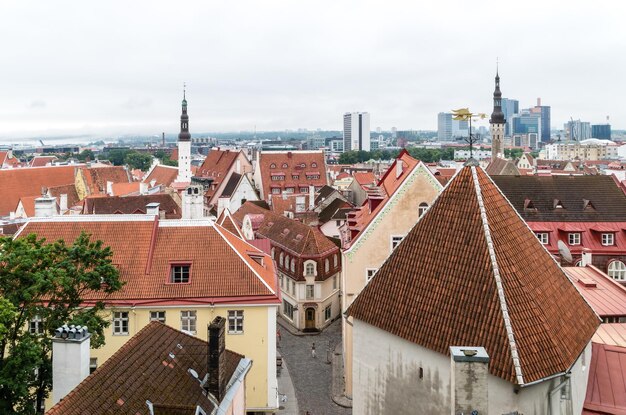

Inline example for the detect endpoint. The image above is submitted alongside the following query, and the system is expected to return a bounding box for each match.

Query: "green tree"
[154,150,178,167]
[124,152,153,171]
[105,149,131,166]
[0,233,122,414]
[77,149,95,162]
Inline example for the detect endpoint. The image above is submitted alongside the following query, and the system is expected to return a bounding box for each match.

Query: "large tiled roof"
[220,173,241,198]
[143,164,179,187]
[29,156,58,167]
[197,149,239,178]
[46,322,244,415]
[348,165,600,385]
[18,217,278,305]
[48,184,80,209]
[257,150,327,200]
[80,166,131,195]
[0,166,76,217]
[485,157,520,176]
[353,172,376,188]
[491,175,626,222]
[318,198,351,224]
[82,194,181,219]
[233,202,338,258]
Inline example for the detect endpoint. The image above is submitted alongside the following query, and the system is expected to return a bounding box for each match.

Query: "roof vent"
[578,278,597,288]
[583,199,596,211]
[553,199,565,209]
[523,198,536,211]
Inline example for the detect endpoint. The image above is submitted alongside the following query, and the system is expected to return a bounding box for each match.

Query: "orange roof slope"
[29,156,57,167]
[353,172,376,188]
[80,166,131,194]
[0,166,76,216]
[46,322,244,415]
[257,151,327,200]
[18,217,278,304]
[143,164,179,187]
[348,165,599,385]
[197,149,239,178]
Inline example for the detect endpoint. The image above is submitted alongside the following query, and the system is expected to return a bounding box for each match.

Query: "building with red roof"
[29,155,58,167]
[253,150,327,202]
[233,201,340,331]
[0,150,20,168]
[75,166,132,199]
[143,164,179,188]
[194,148,252,209]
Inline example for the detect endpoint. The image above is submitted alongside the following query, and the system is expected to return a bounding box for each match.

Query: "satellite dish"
[188,368,199,379]
[557,240,573,265]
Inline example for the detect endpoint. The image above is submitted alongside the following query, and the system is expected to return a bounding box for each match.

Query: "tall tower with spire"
[489,69,506,160]
[176,86,192,183]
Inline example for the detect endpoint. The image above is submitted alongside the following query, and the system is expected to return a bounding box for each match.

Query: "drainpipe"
[547,374,571,415]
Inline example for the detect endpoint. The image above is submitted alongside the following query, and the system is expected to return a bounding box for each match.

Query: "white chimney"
[146,202,160,217]
[35,196,56,217]
[308,185,315,210]
[236,158,241,174]
[59,194,68,213]
[581,248,592,267]
[106,181,113,196]
[396,160,403,178]
[139,182,148,195]
[183,185,204,219]
[52,325,91,405]
[217,197,228,218]
[150,179,157,188]
[450,346,489,415]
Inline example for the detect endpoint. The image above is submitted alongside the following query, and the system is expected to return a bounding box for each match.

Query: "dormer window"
[282,163,288,168]
[270,163,276,169]
[170,264,190,283]
[536,232,549,245]
[602,233,615,246]
[553,199,565,209]
[583,199,596,211]
[568,233,581,246]
[524,199,536,211]
[311,162,317,168]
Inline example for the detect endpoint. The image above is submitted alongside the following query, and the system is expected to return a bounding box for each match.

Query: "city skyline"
[1,0,625,139]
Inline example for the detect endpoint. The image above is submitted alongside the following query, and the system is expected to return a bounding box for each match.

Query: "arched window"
[608,260,626,281]
[279,252,284,267]
[285,255,290,269]
[271,247,275,259]
[333,254,338,267]
[306,262,315,276]
[291,258,295,272]
[418,202,429,217]
[325,259,330,273]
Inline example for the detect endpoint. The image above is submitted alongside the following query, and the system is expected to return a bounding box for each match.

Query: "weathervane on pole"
[451,108,487,160]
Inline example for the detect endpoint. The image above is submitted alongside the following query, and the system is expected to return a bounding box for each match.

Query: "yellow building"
[18,215,280,413]
[340,150,443,397]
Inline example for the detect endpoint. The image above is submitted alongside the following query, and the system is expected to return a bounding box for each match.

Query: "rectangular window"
[569,233,581,246]
[170,265,190,283]
[113,312,129,335]
[536,232,549,245]
[306,284,315,300]
[366,268,378,283]
[391,235,404,250]
[29,315,43,335]
[602,233,615,246]
[181,310,197,334]
[292,175,300,180]
[272,188,281,194]
[228,310,244,334]
[150,311,166,323]
[324,305,332,321]
[333,276,337,290]
[283,300,295,320]
[299,187,308,193]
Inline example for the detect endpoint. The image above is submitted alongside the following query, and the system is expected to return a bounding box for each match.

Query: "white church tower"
[489,70,506,160]
[176,87,192,183]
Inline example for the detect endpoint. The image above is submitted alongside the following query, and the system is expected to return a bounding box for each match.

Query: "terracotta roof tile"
[0,166,76,216]
[48,184,80,209]
[485,157,520,175]
[257,151,327,200]
[46,321,244,415]
[18,217,278,305]
[82,194,181,219]
[110,182,141,196]
[143,165,179,187]
[347,165,600,385]
[197,149,240,178]
[29,156,58,167]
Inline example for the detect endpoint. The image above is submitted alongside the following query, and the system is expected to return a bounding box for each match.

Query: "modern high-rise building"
[501,98,519,136]
[564,120,592,141]
[592,124,611,140]
[438,112,469,141]
[531,98,551,142]
[343,112,371,152]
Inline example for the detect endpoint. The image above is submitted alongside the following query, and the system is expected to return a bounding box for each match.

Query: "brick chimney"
[52,325,91,405]
[207,316,227,402]
[450,346,489,415]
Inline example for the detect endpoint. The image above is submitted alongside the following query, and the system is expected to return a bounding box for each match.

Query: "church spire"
[178,84,191,142]
[490,69,505,125]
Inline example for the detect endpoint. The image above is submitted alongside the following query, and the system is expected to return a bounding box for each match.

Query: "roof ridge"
[471,166,525,385]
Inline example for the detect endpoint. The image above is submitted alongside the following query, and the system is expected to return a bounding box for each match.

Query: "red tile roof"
[564,266,626,319]
[270,193,311,216]
[46,322,244,415]
[17,195,38,217]
[81,194,182,219]
[257,151,327,200]
[18,217,279,305]
[143,165,179,187]
[29,156,57,167]
[0,150,20,167]
[347,165,600,385]
[0,166,76,216]
[584,341,626,414]
[197,149,239,178]
[110,182,140,196]
[48,184,80,209]
[79,166,131,195]
[353,172,376,188]
[216,209,245,239]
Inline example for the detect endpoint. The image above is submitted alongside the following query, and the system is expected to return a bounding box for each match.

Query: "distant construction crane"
[39,139,45,146]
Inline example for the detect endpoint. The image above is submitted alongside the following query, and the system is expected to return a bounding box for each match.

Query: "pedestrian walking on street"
[311,342,316,358]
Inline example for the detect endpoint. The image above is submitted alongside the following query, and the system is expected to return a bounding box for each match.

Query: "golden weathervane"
[451,108,487,159]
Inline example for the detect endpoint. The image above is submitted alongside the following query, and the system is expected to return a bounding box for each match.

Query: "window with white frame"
[228,310,244,333]
[391,235,404,250]
[324,305,332,321]
[149,311,166,323]
[170,264,190,283]
[113,311,129,335]
[306,284,315,299]
[29,315,43,335]
[272,188,281,194]
[181,310,197,334]
[536,232,549,245]
[608,261,626,281]
[306,262,315,276]
[418,202,429,217]
[366,268,378,283]
[568,233,581,246]
[291,258,295,273]
[602,233,615,246]
[283,300,295,320]
[325,259,330,273]
[279,252,284,266]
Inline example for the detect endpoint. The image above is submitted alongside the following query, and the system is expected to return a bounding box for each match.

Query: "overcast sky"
[1,0,624,139]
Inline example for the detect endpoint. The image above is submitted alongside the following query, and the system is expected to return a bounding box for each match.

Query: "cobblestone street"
[278,319,352,415]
